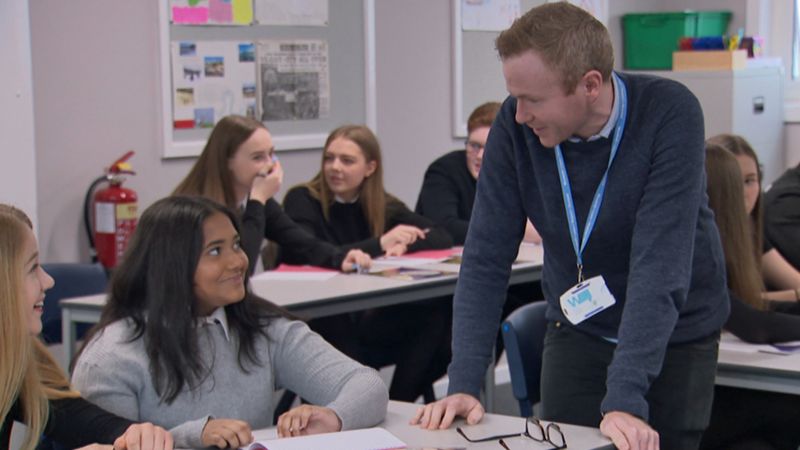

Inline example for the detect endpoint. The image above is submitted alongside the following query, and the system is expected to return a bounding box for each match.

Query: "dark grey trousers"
[540,321,719,450]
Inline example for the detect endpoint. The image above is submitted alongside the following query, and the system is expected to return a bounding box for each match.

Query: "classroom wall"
[29,1,322,263]
[25,0,777,263]
[1,0,38,229]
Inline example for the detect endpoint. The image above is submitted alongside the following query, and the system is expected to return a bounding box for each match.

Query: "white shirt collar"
[334,194,359,204]
[568,73,620,143]
[199,307,231,341]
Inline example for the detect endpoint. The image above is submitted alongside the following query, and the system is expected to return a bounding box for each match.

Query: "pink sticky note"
[209,0,233,23]
[172,6,209,24]
[275,264,337,273]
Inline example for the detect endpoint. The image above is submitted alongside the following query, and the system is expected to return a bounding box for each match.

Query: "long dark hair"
[706,134,764,256]
[77,196,286,403]
[705,144,766,310]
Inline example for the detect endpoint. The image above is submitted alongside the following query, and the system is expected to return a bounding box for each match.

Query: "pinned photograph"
[176,88,195,106]
[239,43,255,62]
[204,56,225,77]
[183,63,202,81]
[242,82,256,98]
[194,108,215,128]
[179,42,197,56]
[246,101,257,119]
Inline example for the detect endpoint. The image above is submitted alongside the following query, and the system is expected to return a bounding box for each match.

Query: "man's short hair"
[467,102,501,134]
[495,2,614,94]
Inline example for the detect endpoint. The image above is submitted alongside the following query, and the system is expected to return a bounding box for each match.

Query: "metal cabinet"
[637,67,785,184]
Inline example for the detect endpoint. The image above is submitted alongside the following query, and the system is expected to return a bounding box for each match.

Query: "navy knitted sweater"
[447,72,729,421]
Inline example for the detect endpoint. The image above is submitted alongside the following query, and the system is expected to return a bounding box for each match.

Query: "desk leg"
[61,308,75,371]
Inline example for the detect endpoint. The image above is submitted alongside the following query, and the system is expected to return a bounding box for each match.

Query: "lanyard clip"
[577,264,584,283]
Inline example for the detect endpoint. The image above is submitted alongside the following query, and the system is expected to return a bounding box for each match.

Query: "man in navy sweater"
[411,3,729,449]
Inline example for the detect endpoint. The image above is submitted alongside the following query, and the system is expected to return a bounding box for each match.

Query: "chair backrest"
[501,300,548,417]
[40,263,107,344]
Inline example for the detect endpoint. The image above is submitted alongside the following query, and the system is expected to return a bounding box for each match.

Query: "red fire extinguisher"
[83,151,138,270]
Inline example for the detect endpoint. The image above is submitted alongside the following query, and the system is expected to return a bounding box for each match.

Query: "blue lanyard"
[554,72,627,282]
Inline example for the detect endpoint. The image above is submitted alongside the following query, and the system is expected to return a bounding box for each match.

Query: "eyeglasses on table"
[457,416,566,449]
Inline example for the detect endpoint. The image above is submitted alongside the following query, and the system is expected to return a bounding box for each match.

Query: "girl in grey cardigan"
[71,196,388,449]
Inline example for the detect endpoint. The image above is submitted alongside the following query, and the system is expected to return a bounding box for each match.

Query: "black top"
[283,186,452,257]
[726,293,800,344]
[764,165,800,269]
[2,397,133,449]
[415,150,477,245]
[240,198,346,273]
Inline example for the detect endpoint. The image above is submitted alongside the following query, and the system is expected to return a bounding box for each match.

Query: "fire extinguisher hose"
[83,175,108,263]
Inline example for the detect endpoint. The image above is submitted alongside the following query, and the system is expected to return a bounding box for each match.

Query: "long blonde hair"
[304,125,388,238]
[0,205,78,450]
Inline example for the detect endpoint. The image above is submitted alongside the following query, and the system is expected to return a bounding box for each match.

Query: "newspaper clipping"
[257,39,330,121]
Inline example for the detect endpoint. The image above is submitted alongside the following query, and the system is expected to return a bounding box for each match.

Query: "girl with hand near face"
[706,134,800,303]
[71,197,388,449]
[174,115,371,274]
[0,204,173,450]
[283,125,453,402]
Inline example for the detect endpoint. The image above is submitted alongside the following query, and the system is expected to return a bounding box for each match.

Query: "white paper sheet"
[171,41,257,129]
[719,331,800,354]
[242,427,405,450]
[461,0,520,32]
[254,0,328,26]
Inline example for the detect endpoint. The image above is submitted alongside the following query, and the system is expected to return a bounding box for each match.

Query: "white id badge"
[559,275,616,325]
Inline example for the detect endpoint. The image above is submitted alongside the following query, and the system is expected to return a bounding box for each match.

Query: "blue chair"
[501,300,548,417]
[40,263,107,344]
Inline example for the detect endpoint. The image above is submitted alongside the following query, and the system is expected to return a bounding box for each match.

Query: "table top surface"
[249,400,611,450]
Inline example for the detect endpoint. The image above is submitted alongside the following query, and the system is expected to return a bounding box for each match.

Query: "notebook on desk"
[242,427,406,450]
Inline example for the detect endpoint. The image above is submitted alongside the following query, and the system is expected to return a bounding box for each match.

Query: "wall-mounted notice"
[254,0,328,26]
[461,0,520,32]
[171,41,257,129]
[170,0,254,25]
[257,40,330,121]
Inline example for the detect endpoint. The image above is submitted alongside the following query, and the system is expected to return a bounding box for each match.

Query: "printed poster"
[461,0,520,32]
[171,41,257,129]
[257,40,330,121]
[254,0,328,26]
[170,0,254,25]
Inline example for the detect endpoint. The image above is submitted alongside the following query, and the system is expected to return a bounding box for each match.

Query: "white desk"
[716,347,800,396]
[250,400,612,449]
[60,246,544,374]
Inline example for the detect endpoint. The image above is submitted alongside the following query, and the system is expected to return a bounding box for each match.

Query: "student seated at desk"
[283,125,453,402]
[173,114,370,274]
[701,145,800,450]
[416,102,544,358]
[0,204,173,450]
[71,196,388,449]
[415,101,541,246]
[763,162,800,271]
[707,134,800,301]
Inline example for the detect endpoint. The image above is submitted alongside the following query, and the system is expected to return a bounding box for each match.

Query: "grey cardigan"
[72,313,389,449]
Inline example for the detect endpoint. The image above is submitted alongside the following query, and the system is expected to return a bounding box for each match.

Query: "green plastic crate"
[622,11,731,70]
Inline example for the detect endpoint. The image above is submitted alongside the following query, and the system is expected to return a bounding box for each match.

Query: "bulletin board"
[158,0,376,158]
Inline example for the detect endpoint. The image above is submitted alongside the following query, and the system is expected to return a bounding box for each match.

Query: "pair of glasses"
[465,140,485,153]
[457,417,566,449]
